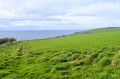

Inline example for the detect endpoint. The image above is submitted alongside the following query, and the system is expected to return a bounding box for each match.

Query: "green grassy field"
[77,27,120,34]
[1,27,120,79]
[29,29,120,51]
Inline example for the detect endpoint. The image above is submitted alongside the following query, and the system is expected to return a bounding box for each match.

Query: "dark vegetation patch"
[0,38,16,45]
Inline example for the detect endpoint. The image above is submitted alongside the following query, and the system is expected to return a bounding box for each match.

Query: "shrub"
[0,38,9,44]
[9,38,16,43]
[0,38,16,45]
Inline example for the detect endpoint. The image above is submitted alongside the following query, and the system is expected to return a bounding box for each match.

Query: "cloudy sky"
[0,0,120,30]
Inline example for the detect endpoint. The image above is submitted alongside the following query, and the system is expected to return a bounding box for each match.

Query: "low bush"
[0,38,16,45]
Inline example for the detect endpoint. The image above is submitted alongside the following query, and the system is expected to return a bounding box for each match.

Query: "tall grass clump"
[99,57,112,66]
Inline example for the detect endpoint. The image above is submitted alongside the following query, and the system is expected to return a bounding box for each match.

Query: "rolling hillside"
[0,27,120,79]
[29,27,120,50]
[75,27,120,34]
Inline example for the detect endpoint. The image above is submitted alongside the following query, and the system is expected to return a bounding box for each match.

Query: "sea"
[0,30,81,41]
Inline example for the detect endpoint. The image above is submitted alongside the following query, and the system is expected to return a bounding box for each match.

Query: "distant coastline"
[0,30,82,41]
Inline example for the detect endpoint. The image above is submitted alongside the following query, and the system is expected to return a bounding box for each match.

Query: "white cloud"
[69,2,119,15]
[0,0,120,30]
[51,2,120,28]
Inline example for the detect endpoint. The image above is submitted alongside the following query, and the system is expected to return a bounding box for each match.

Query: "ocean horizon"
[0,30,82,41]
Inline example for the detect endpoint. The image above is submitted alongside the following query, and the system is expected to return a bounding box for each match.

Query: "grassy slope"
[1,27,120,79]
[29,30,120,51]
[78,27,120,34]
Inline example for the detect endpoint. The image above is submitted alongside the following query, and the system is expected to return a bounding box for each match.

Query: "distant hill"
[74,27,120,34]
